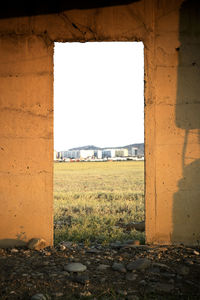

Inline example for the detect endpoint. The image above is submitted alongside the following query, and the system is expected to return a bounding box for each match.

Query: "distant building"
[59,149,102,160]
[54,150,57,160]
[62,150,80,159]
[115,149,128,157]
[80,149,94,159]
[57,151,63,159]
[102,149,113,158]
[102,148,128,158]
[128,147,138,156]
[57,147,134,160]
[94,150,102,159]
[80,149,102,159]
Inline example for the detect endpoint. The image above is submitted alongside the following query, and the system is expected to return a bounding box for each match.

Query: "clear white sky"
[54,42,144,151]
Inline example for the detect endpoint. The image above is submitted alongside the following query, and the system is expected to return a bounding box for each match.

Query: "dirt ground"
[0,242,200,300]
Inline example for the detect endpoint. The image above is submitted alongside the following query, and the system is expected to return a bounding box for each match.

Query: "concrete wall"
[151,0,200,245]
[0,35,54,247]
[0,0,199,246]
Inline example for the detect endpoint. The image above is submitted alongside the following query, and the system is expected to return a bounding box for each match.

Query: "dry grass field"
[54,161,145,245]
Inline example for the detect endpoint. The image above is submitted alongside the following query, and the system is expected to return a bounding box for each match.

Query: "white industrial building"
[102,148,128,158]
[62,150,80,159]
[80,149,102,159]
[59,149,102,160]
[54,150,58,161]
[128,147,138,156]
[57,147,138,161]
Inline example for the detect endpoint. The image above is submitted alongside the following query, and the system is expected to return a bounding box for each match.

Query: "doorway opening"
[53,42,145,246]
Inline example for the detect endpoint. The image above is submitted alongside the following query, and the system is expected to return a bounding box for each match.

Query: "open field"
[54,161,145,245]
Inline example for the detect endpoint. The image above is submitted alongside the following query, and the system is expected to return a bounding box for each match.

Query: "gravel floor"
[0,242,200,299]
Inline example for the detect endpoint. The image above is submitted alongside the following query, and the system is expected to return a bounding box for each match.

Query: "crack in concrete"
[61,12,86,37]
[0,71,53,78]
[127,5,149,34]
[58,12,96,40]
[33,31,53,48]
[71,22,86,36]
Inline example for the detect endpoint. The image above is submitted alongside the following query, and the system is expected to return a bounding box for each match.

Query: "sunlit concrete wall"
[0,0,199,246]
[154,0,200,245]
[0,35,54,247]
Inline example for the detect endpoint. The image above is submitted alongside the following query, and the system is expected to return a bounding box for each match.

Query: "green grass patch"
[54,161,145,245]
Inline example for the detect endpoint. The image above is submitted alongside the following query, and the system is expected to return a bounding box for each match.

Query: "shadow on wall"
[173,0,200,245]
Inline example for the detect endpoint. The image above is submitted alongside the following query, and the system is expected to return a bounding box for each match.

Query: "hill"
[69,145,100,151]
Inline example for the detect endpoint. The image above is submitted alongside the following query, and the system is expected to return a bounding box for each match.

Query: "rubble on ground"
[0,241,200,299]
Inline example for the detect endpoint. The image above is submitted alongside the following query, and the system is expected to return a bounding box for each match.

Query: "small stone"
[59,245,66,251]
[87,248,99,253]
[64,262,87,272]
[11,248,19,253]
[161,273,176,278]
[126,273,138,281]
[159,247,168,252]
[52,292,63,297]
[177,265,190,276]
[61,241,73,248]
[10,291,16,295]
[186,260,194,265]
[127,258,151,271]
[97,264,110,271]
[112,262,126,273]
[31,294,49,300]
[27,238,46,251]
[152,262,170,270]
[80,291,92,297]
[154,283,174,293]
[49,273,58,277]
[139,280,147,286]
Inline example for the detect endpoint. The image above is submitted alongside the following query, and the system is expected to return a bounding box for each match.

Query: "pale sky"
[54,42,144,151]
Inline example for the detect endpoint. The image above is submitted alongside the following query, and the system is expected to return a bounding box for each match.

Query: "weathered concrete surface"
[0,0,199,246]
[0,35,54,247]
